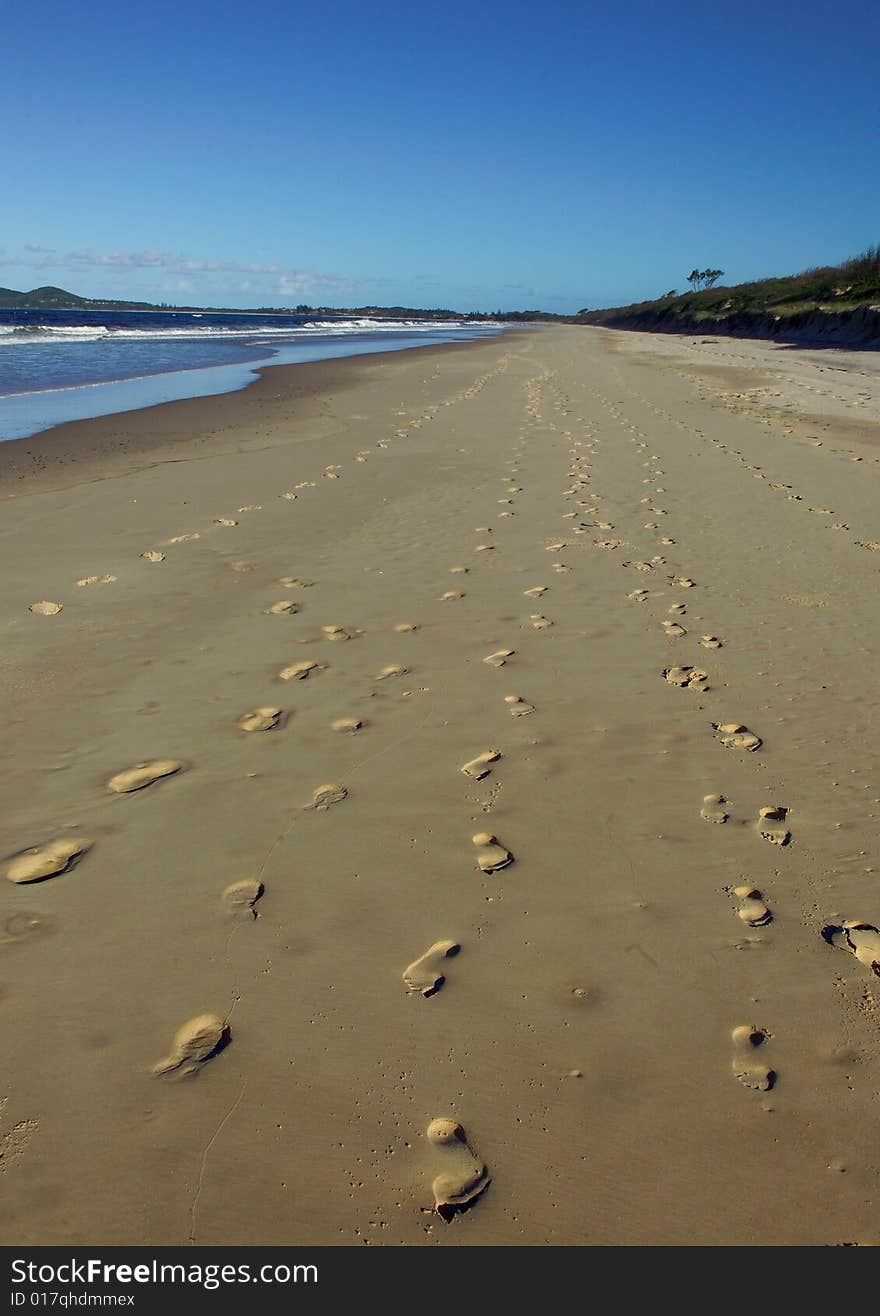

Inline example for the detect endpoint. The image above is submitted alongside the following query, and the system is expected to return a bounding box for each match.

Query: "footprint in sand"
[375,664,408,680]
[76,575,117,587]
[278,660,320,681]
[523,586,548,598]
[474,544,494,553]
[483,650,514,668]
[152,1014,228,1078]
[701,635,723,649]
[141,550,166,563]
[731,1025,775,1091]
[5,837,92,885]
[821,921,880,976]
[472,832,513,873]
[222,878,263,917]
[280,491,298,500]
[331,717,363,733]
[278,577,314,589]
[757,806,790,846]
[265,600,300,616]
[732,886,772,927]
[505,695,534,717]
[701,793,729,823]
[237,505,261,513]
[238,707,284,733]
[668,603,686,615]
[676,577,696,589]
[28,601,63,616]
[628,589,649,603]
[461,750,501,780]
[449,566,469,575]
[403,940,460,997]
[393,622,419,633]
[662,620,687,638]
[714,723,762,752]
[305,783,348,811]
[166,533,200,544]
[425,1118,490,1220]
[106,760,184,794]
[529,614,553,629]
[664,665,708,691]
[213,518,239,527]
[322,625,354,642]
[0,911,58,944]
[440,590,465,601]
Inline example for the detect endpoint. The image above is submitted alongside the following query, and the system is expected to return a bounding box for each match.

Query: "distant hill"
[0,285,155,311]
[577,245,880,346]
[0,285,568,321]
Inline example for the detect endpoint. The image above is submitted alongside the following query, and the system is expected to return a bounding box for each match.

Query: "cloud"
[502,282,540,298]
[15,246,357,299]
[277,269,360,299]
[66,249,174,269]
[179,259,280,275]
[6,244,522,308]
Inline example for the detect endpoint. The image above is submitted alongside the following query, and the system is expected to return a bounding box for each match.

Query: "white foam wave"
[0,318,475,348]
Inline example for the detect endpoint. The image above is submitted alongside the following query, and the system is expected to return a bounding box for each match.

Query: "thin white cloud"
[17,247,358,298]
[277,269,366,299]
[4,244,527,308]
[66,250,174,269]
[179,259,280,275]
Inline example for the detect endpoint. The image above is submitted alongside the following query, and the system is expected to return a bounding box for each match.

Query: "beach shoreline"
[0,332,521,492]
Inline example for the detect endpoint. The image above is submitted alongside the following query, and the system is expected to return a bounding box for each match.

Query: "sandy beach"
[2,324,878,1247]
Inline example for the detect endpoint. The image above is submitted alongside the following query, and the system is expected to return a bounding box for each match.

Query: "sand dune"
[0,326,878,1245]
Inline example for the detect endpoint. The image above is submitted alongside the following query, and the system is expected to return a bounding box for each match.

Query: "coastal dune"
[1,325,878,1245]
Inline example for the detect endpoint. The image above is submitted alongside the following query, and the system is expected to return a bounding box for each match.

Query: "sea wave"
[0,318,475,348]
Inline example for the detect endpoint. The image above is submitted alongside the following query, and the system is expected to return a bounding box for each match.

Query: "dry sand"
[1,325,878,1246]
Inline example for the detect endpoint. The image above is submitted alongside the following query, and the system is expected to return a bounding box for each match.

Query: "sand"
[1,324,878,1246]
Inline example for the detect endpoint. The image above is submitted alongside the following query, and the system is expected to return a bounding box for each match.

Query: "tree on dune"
[687,268,725,292]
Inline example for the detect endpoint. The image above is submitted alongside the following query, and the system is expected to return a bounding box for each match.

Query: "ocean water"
[0,308,504,443]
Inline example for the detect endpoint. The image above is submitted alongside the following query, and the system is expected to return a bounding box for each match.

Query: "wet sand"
[1,325,878,1245]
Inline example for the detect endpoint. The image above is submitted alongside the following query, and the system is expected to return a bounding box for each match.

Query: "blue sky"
[2,0,878,312]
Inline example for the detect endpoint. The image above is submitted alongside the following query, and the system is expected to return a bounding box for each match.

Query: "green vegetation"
[578,245,880,341]
[0,285,156,311]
